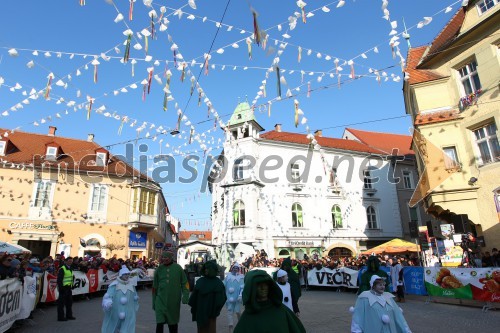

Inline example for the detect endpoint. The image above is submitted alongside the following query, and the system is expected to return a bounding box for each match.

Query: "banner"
[40,272,58,303]
[307,267,359,288]
[0,278,22,333]
[86,269,101,293]
[402,267,427,296]
[424,267,500,302]
[17,275,37,320]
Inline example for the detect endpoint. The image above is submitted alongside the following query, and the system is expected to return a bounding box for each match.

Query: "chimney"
[87,134,94,142]
[48,126,57,136]
[274,124,282,132]
[314,129,322,137]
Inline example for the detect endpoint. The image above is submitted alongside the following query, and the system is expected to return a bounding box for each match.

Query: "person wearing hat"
[276,269,293,312]
[389,257,405,303]
[272,258,301,316]
[223,263,244,333]
[234,269,305,333]
[153,250,189,333]
[188,260,226,333]
[101,265,139,333]
[57,256,75,321]
[357,256,390,295]
[350,275,412,333]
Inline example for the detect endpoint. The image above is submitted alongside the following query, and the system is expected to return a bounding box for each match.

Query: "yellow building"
[403,3,499,249]
[0,126,174,260]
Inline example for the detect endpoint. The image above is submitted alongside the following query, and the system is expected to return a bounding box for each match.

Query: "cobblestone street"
[9,287,500,333]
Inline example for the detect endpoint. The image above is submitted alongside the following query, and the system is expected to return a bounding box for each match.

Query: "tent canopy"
[0,241,31,255]
[361,238,420,255]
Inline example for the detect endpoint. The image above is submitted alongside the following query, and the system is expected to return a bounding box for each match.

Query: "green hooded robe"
[357,256,390,295]
[234,269,306,333]
[152,262,190,324]
[188,260,227,328]
[273,258,301,313]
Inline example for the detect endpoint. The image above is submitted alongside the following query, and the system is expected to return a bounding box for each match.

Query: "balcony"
[363,187,377,197]
[128,212,158,228]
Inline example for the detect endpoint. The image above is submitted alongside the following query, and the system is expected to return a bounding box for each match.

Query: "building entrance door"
[130,251,142,261]
[18,239,51,258]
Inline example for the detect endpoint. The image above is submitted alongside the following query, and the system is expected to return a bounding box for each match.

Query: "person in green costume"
[357,256,390,295]
[188,260,226,333]
[153,251,190,333]
[273,258,301,316]
[234,269,306,333]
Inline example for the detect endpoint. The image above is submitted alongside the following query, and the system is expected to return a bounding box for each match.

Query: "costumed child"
[188,260,226,333]
[223,263,244,333]
[101,265,139,333]
[350,275,412,333]
[276,269,293,312]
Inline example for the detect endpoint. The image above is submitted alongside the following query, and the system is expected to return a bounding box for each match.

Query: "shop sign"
[155,242,164,249]
[9,222,56,230]
[129,231,147,248]
[275,240,321,248]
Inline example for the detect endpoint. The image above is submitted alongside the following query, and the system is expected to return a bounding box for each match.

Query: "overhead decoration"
[91,58,100,83]
[44,73,54,100]
[251,8,262,46]
[129,0,136,21]
[86,96,94,120]
[294,99,299,127]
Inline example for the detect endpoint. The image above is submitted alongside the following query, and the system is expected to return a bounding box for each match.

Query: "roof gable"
[405,46,446,84]
[344,128,414,156]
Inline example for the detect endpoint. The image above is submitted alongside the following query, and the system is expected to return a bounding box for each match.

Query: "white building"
[209,102,404,267]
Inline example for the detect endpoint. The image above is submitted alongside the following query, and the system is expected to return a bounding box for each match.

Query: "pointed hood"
[242,269,283,313]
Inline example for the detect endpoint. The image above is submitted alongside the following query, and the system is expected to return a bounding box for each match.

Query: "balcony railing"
[129,212,158,227]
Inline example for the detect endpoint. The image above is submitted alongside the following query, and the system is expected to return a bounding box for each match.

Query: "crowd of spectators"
[0,251,160,281]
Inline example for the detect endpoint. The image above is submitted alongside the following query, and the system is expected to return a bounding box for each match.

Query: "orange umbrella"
[361,238,420,255]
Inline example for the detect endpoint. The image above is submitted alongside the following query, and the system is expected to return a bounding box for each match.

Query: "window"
[332,205,342,228]
[329,167,337,184]
[46,146,57,160]
[90,185,107,212]
[443,146,460,169]
[278,249,290,256]
[233,159,244,181]
[473,123,500,165]
[477,0,498,15]
[409,206,419,223]
[96,152,107,167]
[0,141,5,156]
[402,171,413,189]
[290,163,300,182]
[458,60,481,96]
[366,206,378,229]
[133,188,157,215]
[33,180,54,208]
[292,203,303,227]
[233,200,245,226]
[363,170,372,189]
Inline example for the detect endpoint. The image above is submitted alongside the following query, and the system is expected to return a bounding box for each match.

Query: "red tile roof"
[414,110,462,125]
[420,7,466,65]
[179,231,212,242]
[260,130,384,154]
[345,128,414,156]
[0,128,149,180]
[406,46,446,84]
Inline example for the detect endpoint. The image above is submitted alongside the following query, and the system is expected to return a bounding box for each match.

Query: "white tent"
[0,241,31,254]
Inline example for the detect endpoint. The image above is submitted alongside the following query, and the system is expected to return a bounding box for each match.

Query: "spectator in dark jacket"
[0,254,16,280]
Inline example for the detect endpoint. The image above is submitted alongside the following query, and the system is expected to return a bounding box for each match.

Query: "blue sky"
[0,0,461,229]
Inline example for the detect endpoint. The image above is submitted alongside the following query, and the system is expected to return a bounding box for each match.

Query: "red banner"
[40,272,58,303]
[86,269,100,293]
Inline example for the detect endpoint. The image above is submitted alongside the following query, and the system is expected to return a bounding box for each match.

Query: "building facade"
[0,126,173,260]
[342,128,434,241]
[210,103,406,268]
[403,2,500,248]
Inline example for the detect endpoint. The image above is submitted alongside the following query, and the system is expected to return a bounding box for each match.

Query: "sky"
[0,0,463,230]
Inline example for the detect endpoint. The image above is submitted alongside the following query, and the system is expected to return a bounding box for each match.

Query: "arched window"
[86,238,101,247]
[292,203,303,227]
[328,247,353,258]
[332,205,342,228]
[233,200,245,226]
[278,249,290,256]
[366,206,378,229]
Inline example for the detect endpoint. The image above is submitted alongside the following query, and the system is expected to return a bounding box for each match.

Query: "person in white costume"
[350,275,411,333]
[101,265,139,333]
[223,263,244,333]
[276,269,293,312]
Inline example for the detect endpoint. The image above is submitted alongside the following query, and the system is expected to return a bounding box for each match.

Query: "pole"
[415,237,422,266]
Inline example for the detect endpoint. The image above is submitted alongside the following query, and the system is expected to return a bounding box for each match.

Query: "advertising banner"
[402,267,427,296]
[17,275,38,320]
[86,269,101,294]
[71,270,90,295]
[0,278,22,333]
[40,272,58,303]
[307,267,359,288]
[424,267,500,302]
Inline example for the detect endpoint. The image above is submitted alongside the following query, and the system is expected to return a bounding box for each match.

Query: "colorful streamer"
[298,46,302,63]
[129,0,134,21]
[294,99,299,128]
[147,69,153,94]
[252,9,261,46]
[276,66,281,98]
[44,74,53,100]
[87,97,93,120]
[123,34,131,63]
